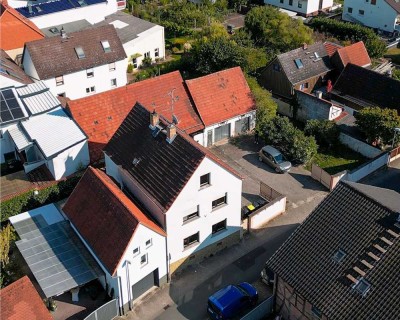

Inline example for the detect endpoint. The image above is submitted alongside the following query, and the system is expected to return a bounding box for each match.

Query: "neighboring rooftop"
[16,0,107,18]
[89,11,160,44]
[334,41,371,69]
[103,102,241,212]
[0,87,29,125]
[0,49,33,85]
[24,24,126,79]
[331,63,400,113]
[67,71,204,162]
[385,0,400,13]
[0,2,44,51]
[277,42,332,85]
[323,41,342,57]
[40,19,91,37]
[63,167,166,275]
[0,276,53,320]
[185,67,256,127]
[267,181,400,319]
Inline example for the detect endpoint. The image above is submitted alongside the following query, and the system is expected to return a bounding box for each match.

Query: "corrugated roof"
[20,107,87,158]
[8,124,31,151]
[16,81,61,115]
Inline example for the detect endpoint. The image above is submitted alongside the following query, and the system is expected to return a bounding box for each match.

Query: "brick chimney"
[149,110,159,128]
[166,124,176,143]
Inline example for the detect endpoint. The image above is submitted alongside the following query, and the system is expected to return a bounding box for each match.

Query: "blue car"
[207,282,258,319]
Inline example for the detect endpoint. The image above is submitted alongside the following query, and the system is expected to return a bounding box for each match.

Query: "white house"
[0,49,33,88]
[104,103,243,273]
[89,11,165,69]
[186,67,257,147]
[0,82,89,179]
[9,0,120,29]
[22,25,127,100]
[342,0,400,33]
[63,166,167,312]
[264,0,334,16]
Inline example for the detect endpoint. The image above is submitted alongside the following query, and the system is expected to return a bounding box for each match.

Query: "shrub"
[305,119,339,148]
[142,57,152,68]
[172,46,180,53]
[127,63,133,73]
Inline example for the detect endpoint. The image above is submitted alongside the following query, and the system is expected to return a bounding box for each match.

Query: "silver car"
[258,145,292,173]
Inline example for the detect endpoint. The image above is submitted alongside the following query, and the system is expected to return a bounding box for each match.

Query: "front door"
[319,0,323,10]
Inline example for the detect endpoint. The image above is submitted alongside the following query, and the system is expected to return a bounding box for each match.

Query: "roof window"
[354,278,371,296]
[49,27,59,34]
[294,58,304,69]
[101,40,111,53]
[333,249,346,263]
[314,52,320,59]
[78,0,88,6]
[36,6,43,13]
[75,46,85,59]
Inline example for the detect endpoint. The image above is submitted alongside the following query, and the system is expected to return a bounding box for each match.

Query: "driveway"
[210,135,327,210]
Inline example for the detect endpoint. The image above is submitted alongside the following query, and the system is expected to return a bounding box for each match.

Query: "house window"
[183,232,199,249]
[183,206,200,224]
[75,46,85,59]
[144,51,150,58]
[298,2,302,8]
[0,130,3,139]
[359,9,364,15]
[212,193,227,209]
[300,82,309,90]
[109,62,116,71]
[371,0,376,4]
[145,239,152,248]
[101,40,111,53]
[86,68,94,78]
[348,7,353,13]
[155,48,159,57]
[133,247,140,257]
[140,253,148,266]
[280,0,283,3]
[86,86,95,94]
[200,173,210,188]
[212,219,227,234]
[273,63,280,72]
[133,58,138,69]
[4,152,15,162]
[111,78,117,87]
[289,0,293,5]
[55,75,64,86]
[311,306,322,319]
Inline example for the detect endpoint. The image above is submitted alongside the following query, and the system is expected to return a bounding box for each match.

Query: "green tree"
[199,22,230,41]
[355,107,400,147]
[240,47,268,74]
[0,224,17,288]
[244,6,313,52]
[305,119,339,148]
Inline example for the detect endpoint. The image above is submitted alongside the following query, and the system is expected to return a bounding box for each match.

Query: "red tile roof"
[68,71,204,162]
[63,167,166,275]
[323,41,342,57]
[336,41,371,68]
[0,2,44,51]
[185,67,256,126]
[0,276,53,320]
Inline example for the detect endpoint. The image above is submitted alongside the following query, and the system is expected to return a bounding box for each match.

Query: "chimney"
[303,43,308,50]
[60,27,67,39]
[149,110,159,128]
[166,124,176,143]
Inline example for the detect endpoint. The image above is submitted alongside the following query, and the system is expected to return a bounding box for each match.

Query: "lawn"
[384,47,400,65]
[307,144,367,175]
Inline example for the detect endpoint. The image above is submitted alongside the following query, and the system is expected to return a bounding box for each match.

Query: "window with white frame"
[111,78,117,87]
[212,219,227,234]
[133,247,140,257]
[101,40,111,53]
[212,193,227,210]
[155,48,159,57]
[145,239,152,248]
[200,173,210,188]
[140,253,148,266]
[144,51,150,58]
[183,232,199,249]
[86,68,94,78]
[183,206,200,224]
[86,86,95,94]
[109,62,116,71]
[55,75,64,86]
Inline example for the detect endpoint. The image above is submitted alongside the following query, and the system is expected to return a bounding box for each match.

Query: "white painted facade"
[192,111,256,147]
[0,123,18,163]
[9,0,118,29]
[342,0,400,32]
[0,75,26,88]
[123,26,165,69]
[22,49,127,99]
[105,154,242,269]
[264,0,333,15]
[68,221,167,310]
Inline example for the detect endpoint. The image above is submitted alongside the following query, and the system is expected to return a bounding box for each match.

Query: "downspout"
[117,275,124,315]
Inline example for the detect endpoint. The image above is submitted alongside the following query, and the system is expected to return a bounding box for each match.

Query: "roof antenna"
[167,88,179,124]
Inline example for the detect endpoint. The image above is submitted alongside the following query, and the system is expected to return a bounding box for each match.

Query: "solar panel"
[2,89,14,99]
[0,89,25,123]
[1,110,12,122]
[11,108,24,119]
[0,100,8,111]
[7,98,19,109]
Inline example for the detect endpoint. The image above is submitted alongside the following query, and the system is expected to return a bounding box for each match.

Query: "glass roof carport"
[9,204,104,298]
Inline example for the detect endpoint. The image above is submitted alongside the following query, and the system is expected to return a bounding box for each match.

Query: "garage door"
[214,123,231,143]
[234,117,249,135]
[131,269,159,301]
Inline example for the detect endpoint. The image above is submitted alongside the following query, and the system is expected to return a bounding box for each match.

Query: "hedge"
[0,174,82,223]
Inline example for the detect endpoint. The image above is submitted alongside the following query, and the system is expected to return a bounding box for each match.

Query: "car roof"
[262,145,281,157]
[209,285,243,311]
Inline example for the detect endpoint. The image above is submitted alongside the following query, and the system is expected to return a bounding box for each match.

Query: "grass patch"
[307,144,367,175]
[384,47,400,65]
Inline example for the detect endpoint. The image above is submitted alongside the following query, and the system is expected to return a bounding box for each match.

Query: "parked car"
[258,145,292,173]
[207,282,258,319]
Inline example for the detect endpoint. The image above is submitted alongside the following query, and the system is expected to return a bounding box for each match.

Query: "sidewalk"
[116,191,327,320]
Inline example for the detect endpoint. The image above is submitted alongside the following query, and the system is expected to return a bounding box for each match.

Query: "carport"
[9,204,104,299]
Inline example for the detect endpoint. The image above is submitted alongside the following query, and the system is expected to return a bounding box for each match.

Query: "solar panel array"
[0,89,25,123]
[14,216,103,298]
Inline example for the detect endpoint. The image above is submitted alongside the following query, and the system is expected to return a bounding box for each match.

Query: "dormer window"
[354,278,371,296]
[294,58,304,69]
[101,40,111,53]
[75,46,85,59]
[78,0,87,6]
[333,249,346,263]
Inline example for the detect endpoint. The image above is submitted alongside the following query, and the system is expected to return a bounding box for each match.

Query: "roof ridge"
[186,66,241,82]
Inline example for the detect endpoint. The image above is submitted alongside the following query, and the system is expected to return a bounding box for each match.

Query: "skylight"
[78,0,88,6]
[294,58,304,69]
[101,40,111,53]
[49,27,59,34]
[333,249,346,263]
[354,278,371,296]
[314,52,320,59]
[75,46,85,59]
[36,6,43,13]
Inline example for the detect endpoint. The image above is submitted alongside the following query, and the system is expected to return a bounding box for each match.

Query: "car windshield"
[273,154,284,164]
